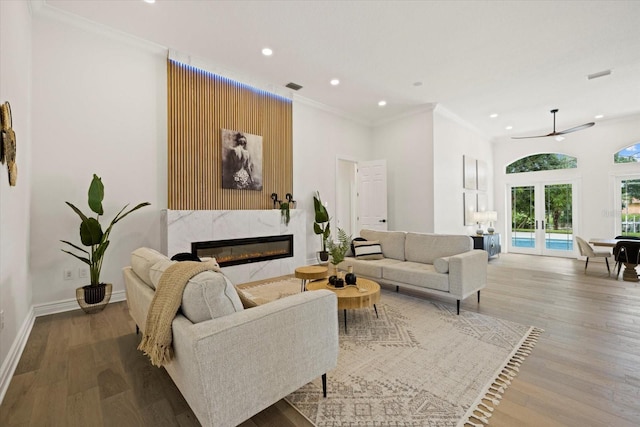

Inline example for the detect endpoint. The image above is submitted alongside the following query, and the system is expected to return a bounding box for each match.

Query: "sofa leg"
[396,285,399,293]
[456,300,460,315]
[136,324,139,335]
[322,373,327,398]
[477,290,480,303]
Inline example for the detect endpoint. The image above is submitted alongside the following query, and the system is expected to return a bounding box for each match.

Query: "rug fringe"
[458,326,544,427]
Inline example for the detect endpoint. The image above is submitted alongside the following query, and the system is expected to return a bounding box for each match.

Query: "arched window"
[506,153,577,174]
[614,142,640,163]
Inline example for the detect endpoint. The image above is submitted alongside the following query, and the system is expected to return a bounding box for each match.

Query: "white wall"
[293,99,372,263]
[0,0,33,395]
[433,105,493,234]
[30,10,167,306]
[492,114,640,250]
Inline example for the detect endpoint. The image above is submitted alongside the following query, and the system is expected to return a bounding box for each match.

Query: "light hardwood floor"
[1,253,639,426]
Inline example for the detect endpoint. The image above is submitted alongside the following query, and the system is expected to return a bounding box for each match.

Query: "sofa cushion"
[360,229,406,260]
[339,257,404,279]
[149,258,244,323]
[131,247,168,288]
[382,262,450,292]
[433,257,450,273]
[405,233,472,264]
[353,240,384,260]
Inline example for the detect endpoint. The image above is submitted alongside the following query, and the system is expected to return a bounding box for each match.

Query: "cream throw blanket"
[138,260,221,367]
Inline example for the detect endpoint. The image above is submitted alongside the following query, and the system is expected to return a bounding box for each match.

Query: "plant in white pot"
[61,174,150,313]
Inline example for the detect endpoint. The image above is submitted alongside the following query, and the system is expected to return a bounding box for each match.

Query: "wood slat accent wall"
[167,59,293,210]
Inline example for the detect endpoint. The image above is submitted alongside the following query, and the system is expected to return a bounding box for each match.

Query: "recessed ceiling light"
[413,82,423,87]
[505,126,513,130]
[143,0,155,3]
[490,113,498,118]
[595,114,604,119]
[262,48,273,56]
[330,79,340,86]
[378,100,387,107]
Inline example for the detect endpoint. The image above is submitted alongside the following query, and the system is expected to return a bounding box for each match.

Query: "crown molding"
[30,0,166,55]
[372,104,436,128]
[434,104,488,139]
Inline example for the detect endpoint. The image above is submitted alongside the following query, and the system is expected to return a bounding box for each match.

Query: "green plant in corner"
[313,191,331,253]
[61,174,150,288]
[327,227,352,267]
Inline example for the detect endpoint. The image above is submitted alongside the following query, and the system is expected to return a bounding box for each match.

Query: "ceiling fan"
[511,109,595,140]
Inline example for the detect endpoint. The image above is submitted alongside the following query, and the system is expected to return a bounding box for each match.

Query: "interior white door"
[358,160,388,231]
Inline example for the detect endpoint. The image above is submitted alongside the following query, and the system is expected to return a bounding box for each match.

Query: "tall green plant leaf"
[88,174,104,215]
[80,217,103,246]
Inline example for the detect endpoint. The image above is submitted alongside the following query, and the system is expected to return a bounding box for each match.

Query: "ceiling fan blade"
[556,122,595,135]
[511,135,549,139]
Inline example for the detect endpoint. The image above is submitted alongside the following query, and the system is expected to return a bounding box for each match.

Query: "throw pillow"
[433,257,450,273]
[353,240,384,260]
[351,237,368,256]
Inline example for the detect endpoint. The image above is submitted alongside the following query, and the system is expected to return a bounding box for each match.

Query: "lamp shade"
[485,211,498,222]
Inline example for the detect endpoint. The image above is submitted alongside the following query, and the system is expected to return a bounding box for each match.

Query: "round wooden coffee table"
[306,277,380,333]
[295,265,328,292]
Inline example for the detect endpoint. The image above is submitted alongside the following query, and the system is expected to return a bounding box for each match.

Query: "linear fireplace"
[192,235,294,267]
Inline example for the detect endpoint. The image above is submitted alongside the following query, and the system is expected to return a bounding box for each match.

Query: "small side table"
[295,265,328,292]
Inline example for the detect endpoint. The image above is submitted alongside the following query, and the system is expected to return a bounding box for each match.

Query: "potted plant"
[61,174,150,312]
[327,227,352,276]
[313,191,331,262]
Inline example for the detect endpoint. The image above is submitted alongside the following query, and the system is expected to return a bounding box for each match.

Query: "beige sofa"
[339,229,487,314]
[123,247,339,427]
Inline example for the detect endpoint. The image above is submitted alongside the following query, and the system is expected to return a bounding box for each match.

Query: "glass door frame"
[614,173,640,237]
[507,179,578,257]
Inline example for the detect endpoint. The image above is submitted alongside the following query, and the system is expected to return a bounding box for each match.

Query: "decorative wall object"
[0,101,17,186]
[477,159,487,191]
[463,192,476,226]
[463,155,476,190]
[220,129,263,191]
[167,59,292,210]
[477,192,488,212]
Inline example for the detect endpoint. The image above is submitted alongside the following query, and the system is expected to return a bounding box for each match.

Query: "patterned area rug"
[284,288,542,427]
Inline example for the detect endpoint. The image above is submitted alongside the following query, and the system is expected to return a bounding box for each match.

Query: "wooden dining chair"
[575,236,611,275]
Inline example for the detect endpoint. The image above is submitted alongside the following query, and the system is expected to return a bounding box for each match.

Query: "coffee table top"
[306,277,380,310]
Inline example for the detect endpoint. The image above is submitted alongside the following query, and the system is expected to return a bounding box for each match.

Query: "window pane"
[614,143,640,163]
[506,153,577,174]
[621,179,640,237]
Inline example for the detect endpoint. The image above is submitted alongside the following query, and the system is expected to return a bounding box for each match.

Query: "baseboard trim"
[0,291,127,404]
[0,307,35,404]
[33,290,127,317]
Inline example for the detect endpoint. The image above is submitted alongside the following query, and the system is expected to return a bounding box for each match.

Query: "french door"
[508,181,576,256]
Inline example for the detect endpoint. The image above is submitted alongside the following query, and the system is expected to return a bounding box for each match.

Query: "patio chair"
[575,236,611,275]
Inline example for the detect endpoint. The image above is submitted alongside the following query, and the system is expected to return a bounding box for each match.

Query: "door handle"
[536,220,538,229]
[541,221,545,229]
[379,219,387,223]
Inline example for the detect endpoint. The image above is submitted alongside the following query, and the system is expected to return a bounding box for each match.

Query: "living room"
[1,1,640,426]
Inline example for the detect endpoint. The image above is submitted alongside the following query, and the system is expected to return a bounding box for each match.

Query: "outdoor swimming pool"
[512,237,573,250]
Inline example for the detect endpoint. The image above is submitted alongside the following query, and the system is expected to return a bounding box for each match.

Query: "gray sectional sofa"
[338,229,487,314]
[123,247,339,427]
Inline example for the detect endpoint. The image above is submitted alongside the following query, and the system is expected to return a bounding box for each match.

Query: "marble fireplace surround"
[161,210,306,285]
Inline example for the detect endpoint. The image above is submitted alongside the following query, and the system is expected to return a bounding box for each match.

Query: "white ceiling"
[42,0,640,141]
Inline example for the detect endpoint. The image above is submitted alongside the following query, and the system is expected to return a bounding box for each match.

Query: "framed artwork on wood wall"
[221,129,263,191]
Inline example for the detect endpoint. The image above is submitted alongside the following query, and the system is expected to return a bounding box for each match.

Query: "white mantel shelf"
[161,209,306,284]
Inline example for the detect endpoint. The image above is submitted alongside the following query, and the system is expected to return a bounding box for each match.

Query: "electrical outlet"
[78,268,88,279]
[63,269,74,280]
[0,310,4,330]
